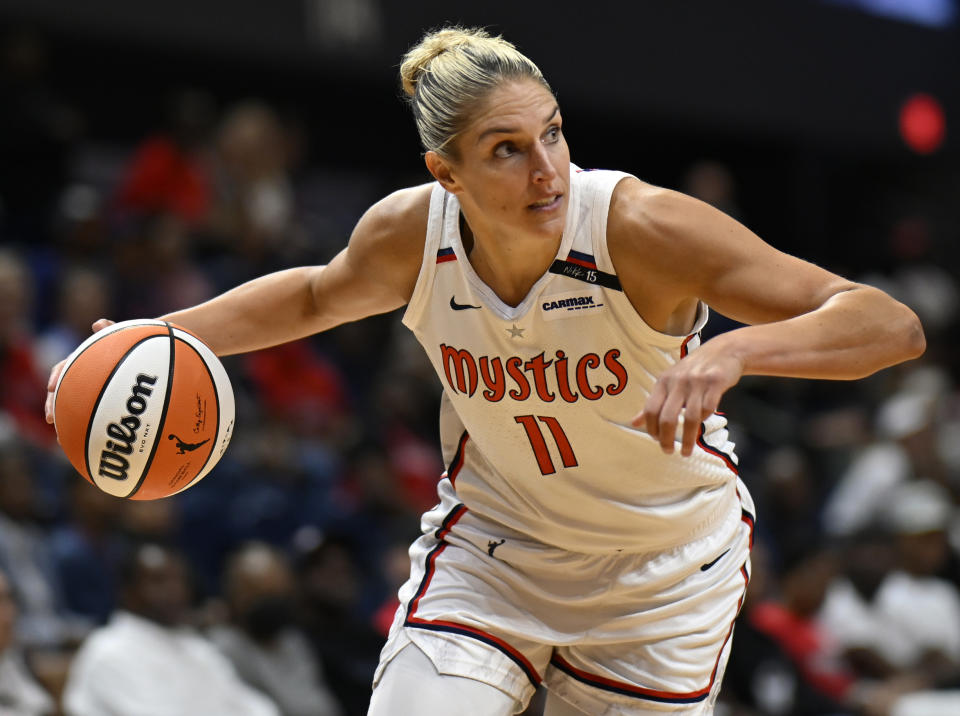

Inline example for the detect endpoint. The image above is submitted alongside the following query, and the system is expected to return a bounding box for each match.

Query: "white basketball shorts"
[372,477,755,714]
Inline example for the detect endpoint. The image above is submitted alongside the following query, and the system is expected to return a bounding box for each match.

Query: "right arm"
[45,184,432,422]
[161,183,431,355]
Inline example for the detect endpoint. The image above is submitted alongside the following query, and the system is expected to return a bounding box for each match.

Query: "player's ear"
[424,151,462,194]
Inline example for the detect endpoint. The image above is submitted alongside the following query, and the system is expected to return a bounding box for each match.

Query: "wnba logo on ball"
[97,373,158,481]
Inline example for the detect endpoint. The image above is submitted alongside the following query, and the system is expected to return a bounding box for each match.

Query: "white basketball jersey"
[402,167,741,553]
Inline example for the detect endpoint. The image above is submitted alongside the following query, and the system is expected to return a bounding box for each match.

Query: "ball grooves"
[171,334,220,493]
[127,323,177,498]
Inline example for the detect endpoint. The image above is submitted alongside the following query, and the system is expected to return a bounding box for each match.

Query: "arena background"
[1,2,959,715]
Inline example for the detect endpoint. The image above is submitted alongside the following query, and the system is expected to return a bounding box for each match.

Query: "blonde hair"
[399,27,551,157]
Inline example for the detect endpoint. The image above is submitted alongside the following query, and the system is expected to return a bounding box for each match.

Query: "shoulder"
[607,177,763,294]
[343,182,434,300]
[608,177,707,249]
[354,183,433,247]
[347,183,433,265]
[605,178,712,307]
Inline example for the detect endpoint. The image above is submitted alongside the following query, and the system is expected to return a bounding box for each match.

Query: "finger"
[92,318,115,332]
[635,380,667,437]
[680,393,703,457]
[657,388,687,454]
[47,359,65,391]
[45,391,55,424]
[702,386,723,420]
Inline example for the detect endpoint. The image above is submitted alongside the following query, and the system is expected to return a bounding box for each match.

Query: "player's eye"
[494,142,517,158]
[543,126,561,143]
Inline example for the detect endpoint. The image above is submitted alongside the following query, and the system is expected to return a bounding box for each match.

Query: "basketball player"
[46,27,924,715]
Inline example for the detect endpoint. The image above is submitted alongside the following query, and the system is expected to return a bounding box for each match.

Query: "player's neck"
[460,212,562,307]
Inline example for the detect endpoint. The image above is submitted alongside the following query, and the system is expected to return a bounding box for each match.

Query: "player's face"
[437,79,570,241]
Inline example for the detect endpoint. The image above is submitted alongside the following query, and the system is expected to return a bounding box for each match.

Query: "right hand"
[44,319,116,425]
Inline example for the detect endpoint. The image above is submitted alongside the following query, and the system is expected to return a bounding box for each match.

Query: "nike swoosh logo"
[450,296,482,311]
[700,549,730,572]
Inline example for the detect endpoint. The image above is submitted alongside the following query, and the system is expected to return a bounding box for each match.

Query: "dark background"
[2,0,959,270]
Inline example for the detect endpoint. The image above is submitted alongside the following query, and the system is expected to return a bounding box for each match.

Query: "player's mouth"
[527,194,563,212]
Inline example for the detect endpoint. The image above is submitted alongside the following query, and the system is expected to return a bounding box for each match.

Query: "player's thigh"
[368,642,521,716]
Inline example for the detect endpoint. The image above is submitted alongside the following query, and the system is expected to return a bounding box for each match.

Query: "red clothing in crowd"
[115,136,210,223]
[1,338,55,446]
[750,601,856,701]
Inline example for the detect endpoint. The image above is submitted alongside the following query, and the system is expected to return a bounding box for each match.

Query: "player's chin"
[524,199,566,233]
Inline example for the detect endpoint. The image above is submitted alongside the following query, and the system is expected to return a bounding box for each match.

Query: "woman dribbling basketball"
[47,27,924,715]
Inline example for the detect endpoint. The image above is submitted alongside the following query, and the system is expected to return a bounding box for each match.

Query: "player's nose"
[529,144,558,183]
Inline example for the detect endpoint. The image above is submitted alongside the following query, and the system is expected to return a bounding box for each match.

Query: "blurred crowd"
[2,26,960,716]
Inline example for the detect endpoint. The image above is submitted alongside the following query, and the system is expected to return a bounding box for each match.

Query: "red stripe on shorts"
[404,506,542,688]
[550,654,711,704]
[550,562,750,704]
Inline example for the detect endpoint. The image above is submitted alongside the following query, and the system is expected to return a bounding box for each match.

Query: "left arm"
[606,180,925,455]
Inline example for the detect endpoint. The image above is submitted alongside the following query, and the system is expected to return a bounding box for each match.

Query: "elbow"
[904,310,926,360]
[887,303,926,366]
[860,303,925,379]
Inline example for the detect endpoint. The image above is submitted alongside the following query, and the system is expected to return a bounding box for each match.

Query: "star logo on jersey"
[506,324,525,339]
[450,296,482,311]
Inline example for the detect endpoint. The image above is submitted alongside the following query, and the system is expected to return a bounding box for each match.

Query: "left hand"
[44,318,116,425]
[631,344,743,457]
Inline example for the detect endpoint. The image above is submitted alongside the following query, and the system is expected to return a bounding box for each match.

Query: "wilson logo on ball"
[98,373,158,481]
[53,320,235,500]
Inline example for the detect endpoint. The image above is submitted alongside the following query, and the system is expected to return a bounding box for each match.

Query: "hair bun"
[399,27,492,98]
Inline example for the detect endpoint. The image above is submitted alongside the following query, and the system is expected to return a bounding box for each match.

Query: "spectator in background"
[0,443,86,649]
[0,567,55,716]
[206,101,308,277]
[48,479,124,625]
[0,251,51,447]
[747,546,860,709]
[297,533,384,716]
[818,528,902,683]
[823,366,951,538]
[110,211,214,320]
[243,339,351,440]
[115,493,181,546]
[722,542,852,715]
[35,264,111,374]
[63,543,279,716]
[210,542,343,716]
[753,446,824,570]
[820,481,960,714]
[861,214,959,339]
[113,88,216,226]
[873,481,960,681]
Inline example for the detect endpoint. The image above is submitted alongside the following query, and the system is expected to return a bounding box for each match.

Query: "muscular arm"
[160,185,430,356]
[607,179,925,454]
[45,185,430,423]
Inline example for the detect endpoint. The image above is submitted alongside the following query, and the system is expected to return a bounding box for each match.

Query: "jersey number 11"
[514,415,578,476]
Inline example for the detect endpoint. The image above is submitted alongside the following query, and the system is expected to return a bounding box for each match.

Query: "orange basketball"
[53,320,235,500]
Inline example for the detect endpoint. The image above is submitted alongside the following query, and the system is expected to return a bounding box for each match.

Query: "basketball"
[53,319,235,500]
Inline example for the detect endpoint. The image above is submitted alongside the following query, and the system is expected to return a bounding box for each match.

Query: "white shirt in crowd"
[819,571,960,669]
[62,611,279,716]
